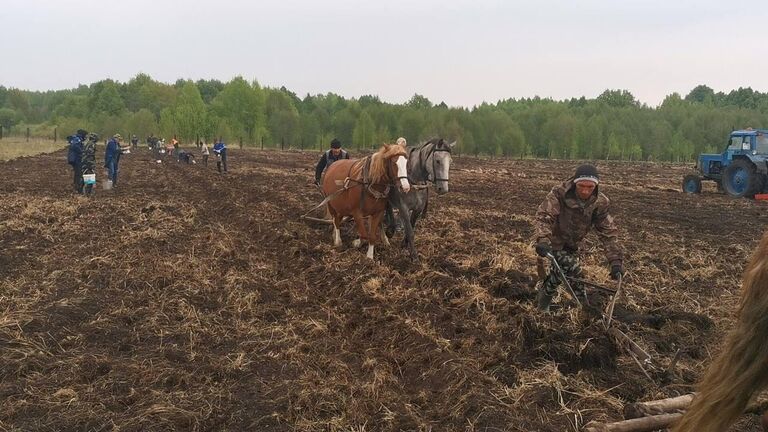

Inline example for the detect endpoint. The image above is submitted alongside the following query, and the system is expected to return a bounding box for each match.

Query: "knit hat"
[330,138,341,149]
[573,164,599,185]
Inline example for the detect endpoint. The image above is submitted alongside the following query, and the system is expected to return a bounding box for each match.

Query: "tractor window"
[729,136,743,150]
[743,137,752,150]
[757,135,768,154]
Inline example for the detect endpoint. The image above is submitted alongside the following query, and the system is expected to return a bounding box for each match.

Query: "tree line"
[1,76,767,161]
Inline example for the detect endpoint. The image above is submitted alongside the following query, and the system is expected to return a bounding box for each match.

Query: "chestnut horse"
[322,144,410,259]
[672,230,768,432]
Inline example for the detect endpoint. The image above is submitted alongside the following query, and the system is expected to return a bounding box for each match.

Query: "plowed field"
[1,148,765,431]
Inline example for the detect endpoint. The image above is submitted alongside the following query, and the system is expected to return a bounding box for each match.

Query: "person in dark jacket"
[534,164,624,311]
[314,138,349,185]
[176,150,196,164]
[104,134,123,188]
[213,140,228,173]
[81,133,98,195]
[67,129,87,193]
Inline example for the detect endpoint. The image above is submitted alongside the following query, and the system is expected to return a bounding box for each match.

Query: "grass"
[0,138,66,161]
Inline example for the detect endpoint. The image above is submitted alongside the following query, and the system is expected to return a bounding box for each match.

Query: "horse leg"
[399,203,418,261]
[380,226,390,246]
[384,196,397,238]
[351,211,367,249]
[368,211,385,260]
[328,205,342,248]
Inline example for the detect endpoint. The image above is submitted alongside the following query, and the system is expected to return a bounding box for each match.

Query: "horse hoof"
[352,239,361,248]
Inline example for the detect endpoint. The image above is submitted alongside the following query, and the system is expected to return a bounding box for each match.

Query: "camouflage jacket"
[534,179,623,265]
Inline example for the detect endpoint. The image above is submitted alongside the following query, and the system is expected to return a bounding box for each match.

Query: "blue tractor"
[683,128,768,198]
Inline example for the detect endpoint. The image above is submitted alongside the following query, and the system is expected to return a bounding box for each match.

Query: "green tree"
[0,108,19,129]
[212,77,266,143]
[352,110,376,149]
[8,89,30,120]
[173,82,207,142]
[88,80,126,117]
[126,109,159,140]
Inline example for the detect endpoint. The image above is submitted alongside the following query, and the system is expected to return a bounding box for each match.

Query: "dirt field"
[1,147,766,431]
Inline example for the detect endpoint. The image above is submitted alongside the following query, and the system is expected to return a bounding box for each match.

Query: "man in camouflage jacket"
[534,164,624,311]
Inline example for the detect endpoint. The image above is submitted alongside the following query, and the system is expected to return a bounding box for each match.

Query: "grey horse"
[385,138,455,261]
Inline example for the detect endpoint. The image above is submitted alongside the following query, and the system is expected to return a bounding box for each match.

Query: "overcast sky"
[1,0,763,107]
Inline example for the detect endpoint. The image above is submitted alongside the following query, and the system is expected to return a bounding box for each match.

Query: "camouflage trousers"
[541,250,585,298]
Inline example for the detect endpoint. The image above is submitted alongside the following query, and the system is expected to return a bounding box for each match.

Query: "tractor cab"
[684,128,768,198]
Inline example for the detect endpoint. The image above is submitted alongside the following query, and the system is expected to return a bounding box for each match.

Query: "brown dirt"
[0,149,765,431]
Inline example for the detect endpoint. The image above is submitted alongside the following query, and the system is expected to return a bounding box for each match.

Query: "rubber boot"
[536,285,552,312]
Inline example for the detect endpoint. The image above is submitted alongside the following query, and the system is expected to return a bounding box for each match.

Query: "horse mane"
[417,137,451,153]
[671,231,768,432]
[369,144,407,184]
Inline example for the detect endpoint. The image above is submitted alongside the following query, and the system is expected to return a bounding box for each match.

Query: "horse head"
[427,138,456,195]
[371,144,410,193]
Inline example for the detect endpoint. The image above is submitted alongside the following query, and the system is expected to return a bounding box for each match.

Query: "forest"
[1,75,768,161]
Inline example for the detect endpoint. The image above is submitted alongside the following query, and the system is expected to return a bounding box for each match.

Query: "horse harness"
[347,155,408,209]
[300,155,406,218]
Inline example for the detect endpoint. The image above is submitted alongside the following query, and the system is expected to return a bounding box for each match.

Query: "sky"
[1,0,765,107]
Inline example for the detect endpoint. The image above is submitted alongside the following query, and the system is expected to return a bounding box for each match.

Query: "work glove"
[535,242,552,258]
[610,263,624,280]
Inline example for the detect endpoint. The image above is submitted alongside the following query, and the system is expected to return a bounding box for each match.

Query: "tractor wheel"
[682,174,702,194]
[722,159,764,198]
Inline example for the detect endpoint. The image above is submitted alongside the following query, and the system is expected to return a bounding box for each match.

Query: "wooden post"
[624,394,695,419]
[26,127,30,142]
[54,127,57,142]
[239,136,243,149]
[281,137,284,151]
[261,136,264,150]
[583,413,683,432]
[1,125,4,140]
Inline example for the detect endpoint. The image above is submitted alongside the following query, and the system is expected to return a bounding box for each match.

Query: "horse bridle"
[419,142,451,185]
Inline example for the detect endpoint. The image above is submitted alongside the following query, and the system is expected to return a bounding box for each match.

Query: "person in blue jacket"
[67,129,87,193]
[213,139,228,173]
[104,134,124,188]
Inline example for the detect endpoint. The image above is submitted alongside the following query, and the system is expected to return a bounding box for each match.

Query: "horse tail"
[672,231,768,432]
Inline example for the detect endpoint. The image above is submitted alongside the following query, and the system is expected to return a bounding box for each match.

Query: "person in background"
[131,134,139,150]
[166,138,176,157]
[176,150,196,164]
[67,129,87,193]
[314,138,349,185]
[81,133,98,195]
[104,134,124,188]
[213,139,228,173]
[201,141,210,167]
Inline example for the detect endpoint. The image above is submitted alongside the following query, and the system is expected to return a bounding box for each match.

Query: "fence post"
[239,136,243,149]
[281,137,284,151]
[1,125,4,140]
[26,127,30,142]
[54,127,57,142]
[261,136,264,150]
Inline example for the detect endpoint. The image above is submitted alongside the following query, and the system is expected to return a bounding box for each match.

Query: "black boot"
[536,285,552,311]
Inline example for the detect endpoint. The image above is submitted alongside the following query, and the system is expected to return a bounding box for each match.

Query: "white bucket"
[103,179,113,190]
[83,174,96,185]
